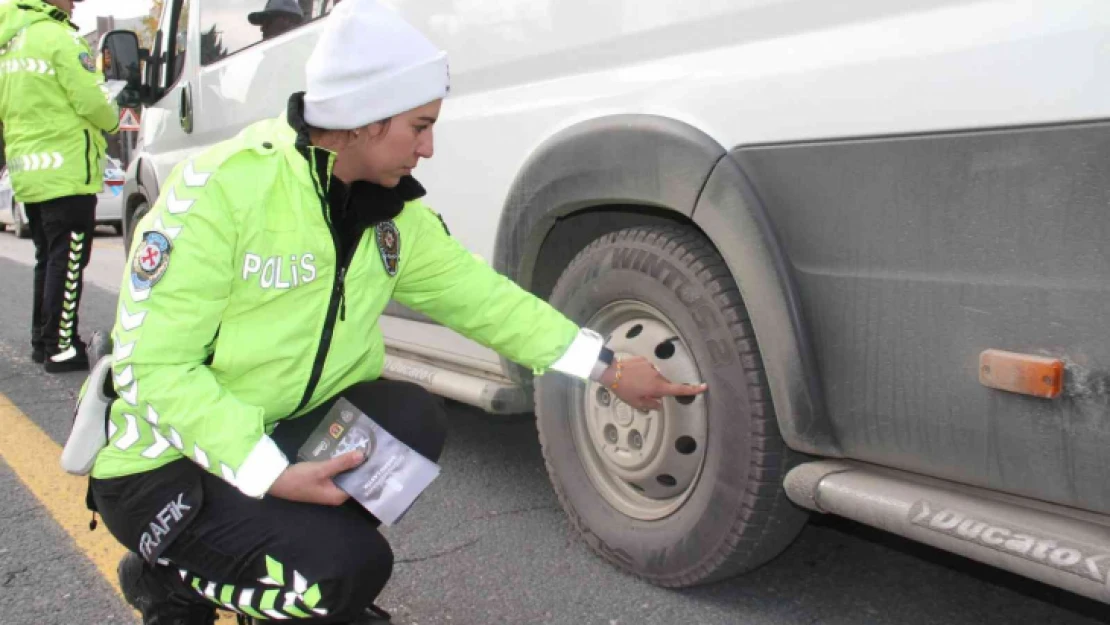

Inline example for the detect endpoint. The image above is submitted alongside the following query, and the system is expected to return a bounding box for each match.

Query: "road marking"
[0,393,240,623]
[0,392,126,594]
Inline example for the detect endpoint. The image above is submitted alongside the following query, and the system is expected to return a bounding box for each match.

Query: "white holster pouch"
[60,355,115,475]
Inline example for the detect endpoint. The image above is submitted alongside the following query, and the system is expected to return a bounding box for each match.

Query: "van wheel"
[536,225,808,587]
[124,200,150,251]
[11,202,29,239]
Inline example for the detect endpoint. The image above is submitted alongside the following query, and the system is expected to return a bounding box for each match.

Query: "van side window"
[151,0,190,91]
[171,0,190,82]
[199,0,330,66]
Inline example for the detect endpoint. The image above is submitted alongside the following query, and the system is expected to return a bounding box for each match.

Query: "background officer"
[249,0,306,41]
[0,0,119,372]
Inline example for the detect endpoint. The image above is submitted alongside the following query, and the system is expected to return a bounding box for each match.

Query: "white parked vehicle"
[101,0,1110,603]
[0,165,29,237]
[0,157,126,237]
[96,157,126,230]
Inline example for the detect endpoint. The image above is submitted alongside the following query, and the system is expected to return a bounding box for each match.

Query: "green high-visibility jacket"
[0,0,119,204]
[91,99,586,498]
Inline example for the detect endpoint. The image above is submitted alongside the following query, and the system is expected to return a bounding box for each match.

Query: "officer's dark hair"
[308,118,392,146]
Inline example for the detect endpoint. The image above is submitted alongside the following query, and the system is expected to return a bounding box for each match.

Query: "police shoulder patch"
[79,51,95,72]
[376,221,400,277]
[132,231,172,290]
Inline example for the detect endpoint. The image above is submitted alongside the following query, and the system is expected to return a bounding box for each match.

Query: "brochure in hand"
[297,398,441,526]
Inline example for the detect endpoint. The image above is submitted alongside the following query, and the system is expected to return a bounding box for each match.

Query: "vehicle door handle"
[179,83,193,134]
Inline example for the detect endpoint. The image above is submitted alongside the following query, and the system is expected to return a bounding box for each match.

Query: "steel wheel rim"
[571,300,709,521]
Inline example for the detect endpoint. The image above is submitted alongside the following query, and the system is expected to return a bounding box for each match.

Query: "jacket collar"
[287,92,425,226]
[17,1,77,30]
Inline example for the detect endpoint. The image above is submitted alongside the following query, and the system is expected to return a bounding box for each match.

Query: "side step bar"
[380,351,533,415]
[785,461,1110,605]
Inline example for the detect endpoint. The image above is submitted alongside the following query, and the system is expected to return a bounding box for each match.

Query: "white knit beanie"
[304,0,449,130]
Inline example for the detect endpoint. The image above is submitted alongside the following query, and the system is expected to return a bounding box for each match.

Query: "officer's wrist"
[588,347,615,383]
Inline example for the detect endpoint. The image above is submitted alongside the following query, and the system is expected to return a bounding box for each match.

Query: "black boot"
[44,339,89,373]
[118,552,218,625]
[355,604,392,623]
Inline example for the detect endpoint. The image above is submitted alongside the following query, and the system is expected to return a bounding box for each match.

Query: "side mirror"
[99,30,149,106]
[99,30,141,85]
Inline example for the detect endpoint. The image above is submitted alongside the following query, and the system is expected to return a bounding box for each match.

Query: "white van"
[103,0,1110,601]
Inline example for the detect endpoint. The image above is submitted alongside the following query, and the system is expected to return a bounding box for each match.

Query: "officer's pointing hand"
[600,355,708,412]
[268,451,367,505]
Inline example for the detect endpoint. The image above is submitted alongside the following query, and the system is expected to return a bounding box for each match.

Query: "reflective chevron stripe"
[118,381,138,405]
[175,556,326,620]
[193,444,210,469]
[104,161,221,481]
[153,215,182,240]
[0,57,54,76]
[168,428,184,451]
[8,152,63,173]
[166,187,194,215]
[56,232,85,351]
[113,414,140,450]
[220,463,238,488]
[141,429,171,459]
[113,331,135,361]
[0,31,25,55]
[119,303,146,331]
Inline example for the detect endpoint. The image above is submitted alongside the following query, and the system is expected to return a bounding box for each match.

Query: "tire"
[536,225,808,588]
[11,203,29,239]
[124,200,150,252]
[112,221,124,236]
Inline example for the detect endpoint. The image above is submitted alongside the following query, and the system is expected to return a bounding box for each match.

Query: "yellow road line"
[0,393,237,623]
[0,392,126,593]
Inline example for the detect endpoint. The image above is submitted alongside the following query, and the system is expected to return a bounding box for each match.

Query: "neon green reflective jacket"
[0,0,119,203]
[91,102,581,496]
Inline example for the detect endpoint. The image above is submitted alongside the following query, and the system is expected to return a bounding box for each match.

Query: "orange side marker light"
[979,349,1064,399]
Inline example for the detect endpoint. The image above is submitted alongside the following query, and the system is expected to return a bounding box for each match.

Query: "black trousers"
[91,380,448,624]
[24,194,96,356]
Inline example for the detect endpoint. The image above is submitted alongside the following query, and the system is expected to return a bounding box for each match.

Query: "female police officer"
[80,1,705,623]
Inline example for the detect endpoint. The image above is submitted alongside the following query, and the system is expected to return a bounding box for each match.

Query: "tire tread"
[538,224,808,588]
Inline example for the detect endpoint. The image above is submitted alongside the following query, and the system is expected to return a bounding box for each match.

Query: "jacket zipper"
[292,168,359,414]
[82,130,92,184]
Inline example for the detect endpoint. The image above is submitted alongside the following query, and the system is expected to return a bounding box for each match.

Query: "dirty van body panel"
[735,120,1110,513]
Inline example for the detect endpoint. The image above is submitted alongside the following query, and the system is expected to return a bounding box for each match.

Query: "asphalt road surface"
[0,227,1106,625]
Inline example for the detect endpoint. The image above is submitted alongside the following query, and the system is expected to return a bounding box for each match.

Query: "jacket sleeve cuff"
[548,328,605,380]
[234,435,289,498]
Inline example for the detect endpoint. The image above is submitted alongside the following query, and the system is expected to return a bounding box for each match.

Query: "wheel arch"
[691,151,836,455]
[122,156,160,250]
[494,114,837,456]
[493,114,723,287]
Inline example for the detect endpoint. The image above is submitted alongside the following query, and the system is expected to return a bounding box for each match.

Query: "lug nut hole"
[675,436,697,455]
[655,340,676,359]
